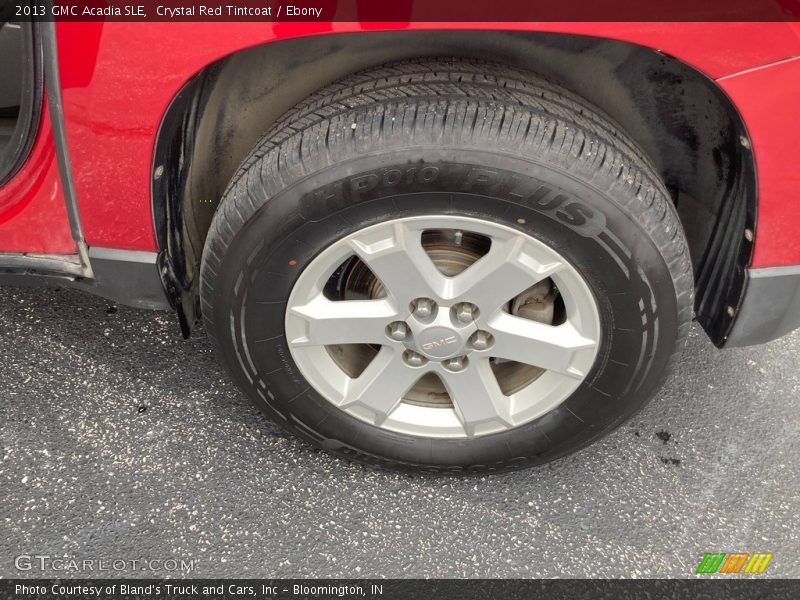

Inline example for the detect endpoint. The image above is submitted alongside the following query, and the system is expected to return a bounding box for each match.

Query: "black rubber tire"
[200,59,693,473]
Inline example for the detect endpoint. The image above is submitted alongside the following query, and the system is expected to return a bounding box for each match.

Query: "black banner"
[3,580,800,600]
[3,0,800,22]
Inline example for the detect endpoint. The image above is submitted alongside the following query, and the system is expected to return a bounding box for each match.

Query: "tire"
[200,59,693,473]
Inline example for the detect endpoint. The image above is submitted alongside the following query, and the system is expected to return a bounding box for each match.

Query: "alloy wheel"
[285,216,600,438]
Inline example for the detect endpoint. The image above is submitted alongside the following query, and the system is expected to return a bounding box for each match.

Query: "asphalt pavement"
[1,284,798,578]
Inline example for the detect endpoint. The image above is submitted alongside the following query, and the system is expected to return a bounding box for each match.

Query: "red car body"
[2,19,800,347]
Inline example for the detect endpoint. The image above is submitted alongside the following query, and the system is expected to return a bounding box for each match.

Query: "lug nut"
[469,330,494,351]
[387,321,408,341]
[403,350,427,367]
[454,302,478,324]
[444,356,468,372]
[412,298,435,319]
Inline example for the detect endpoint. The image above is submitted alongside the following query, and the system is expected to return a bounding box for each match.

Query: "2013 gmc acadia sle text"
[1,14,799,472]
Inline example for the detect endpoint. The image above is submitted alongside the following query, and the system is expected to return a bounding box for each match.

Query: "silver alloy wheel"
[285,216,601,438]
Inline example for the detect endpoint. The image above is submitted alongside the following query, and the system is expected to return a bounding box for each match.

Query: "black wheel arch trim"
[150,30,758,345]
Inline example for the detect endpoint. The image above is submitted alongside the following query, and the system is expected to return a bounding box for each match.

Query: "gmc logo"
[421,336,457,351]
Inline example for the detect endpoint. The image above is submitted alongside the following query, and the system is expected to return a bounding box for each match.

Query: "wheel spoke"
[288,295,399,347]
[348,221,446,307]
[441,359,513,436]
[450,236,562,312]
[488,312,597,378]
[340,347,423,424]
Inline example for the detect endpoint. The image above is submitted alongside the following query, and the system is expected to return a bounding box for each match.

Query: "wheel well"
[153,29,755,344]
